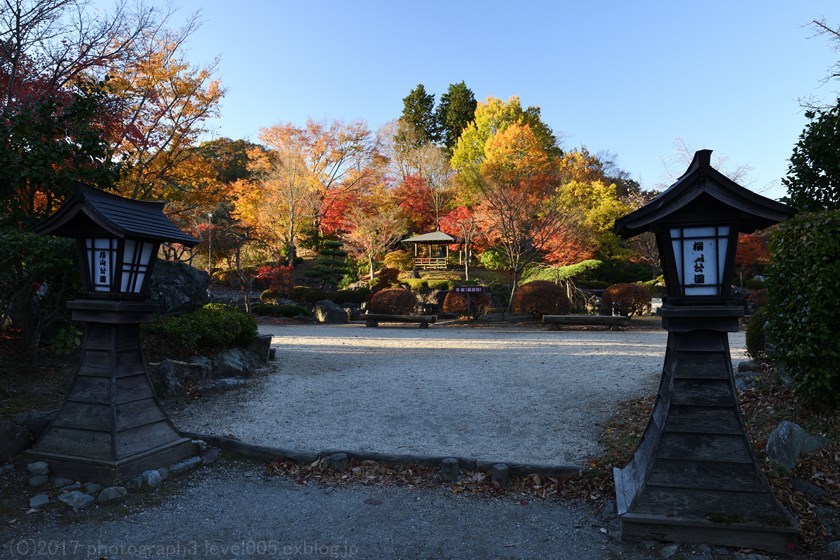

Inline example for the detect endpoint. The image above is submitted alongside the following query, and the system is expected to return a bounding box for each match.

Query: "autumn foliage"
[601,283,651,317]
[368,288,418,315]
[510,281,570,317]
[442,291,493,318]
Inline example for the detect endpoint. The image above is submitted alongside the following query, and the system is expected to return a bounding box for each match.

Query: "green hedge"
[765,211,840,408]
[143,303,257,359]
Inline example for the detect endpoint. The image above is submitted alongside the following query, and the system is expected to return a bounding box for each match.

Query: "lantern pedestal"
[613,305,799,553]
[21,300,194,485]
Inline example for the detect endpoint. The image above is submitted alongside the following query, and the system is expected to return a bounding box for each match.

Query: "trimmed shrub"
[442,291,492,318]
[403,278,430,292]
[250,303,310,317]
[510,281,570,317]
[143,303,257,359]
[746,288,769,309]
[370,267,401,292]
[428,279,456,291]
[383,250,414,271]
[332,288,371,305]
[601,283,652,317]
[745,305,768,361]
[368,288,418,315]
[765,211,840,408]
[291,286,327,303]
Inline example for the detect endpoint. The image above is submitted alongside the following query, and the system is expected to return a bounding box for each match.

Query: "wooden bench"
[542,314,630,330]
[363,313,437,329]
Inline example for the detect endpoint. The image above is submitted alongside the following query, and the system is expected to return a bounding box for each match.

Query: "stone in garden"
[314,300,348,324]
[26,461,49,476]
[83,482,103,495]
[248,334,273,363]
[212,348,259,378]
[53,477,75,489]
[189,356,213,377]
[826,541,840,555]
[29,494,49,509]
[14,409,57,440]
[28,475,48,488]
[0,419,30,459]
[142,469,163,489]
[125,476,144,491]
[148,259,208,315]
[148,359,207,397]
[440,458,459,482]
[765,420,828,473]
[170,456,201,475]
[97,486,128,504]
[201,448,220,466]
[58,490,95,512]
[329,453,349,472]
[158,467,170,481]
[199,377,248,394]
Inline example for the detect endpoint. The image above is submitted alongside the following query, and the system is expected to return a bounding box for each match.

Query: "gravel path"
[170,323,747,467]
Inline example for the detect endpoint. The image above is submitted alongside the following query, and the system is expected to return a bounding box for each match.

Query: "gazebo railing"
[415,257,447,270]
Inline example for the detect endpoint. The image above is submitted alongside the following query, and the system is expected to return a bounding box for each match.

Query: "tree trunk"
[368,256,375,281]
[464,246,470,282]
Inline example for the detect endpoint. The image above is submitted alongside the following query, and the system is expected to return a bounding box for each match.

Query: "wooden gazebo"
[402,231,456,270]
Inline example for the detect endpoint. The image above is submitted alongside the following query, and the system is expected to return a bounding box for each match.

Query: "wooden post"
[440,457,459,482]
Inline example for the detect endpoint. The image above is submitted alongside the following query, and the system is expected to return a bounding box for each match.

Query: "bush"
[403,278,429,292]
[442,291,492,318]
[766,211,840,408]
[332,288,371,305]
[250,303,310,317]
[510,281,570,317]
[256,265,294,296]
[291,286,327,303]
[601,283,651,317]
[745,305,768,361]
[368,288,418,315]
[577,257,650,285]
[370,267,401,292]
[478,248,509,270]
[746,288,769,309]
[144,303,257,358]
[427,279,455,291]
[383,250,414,271]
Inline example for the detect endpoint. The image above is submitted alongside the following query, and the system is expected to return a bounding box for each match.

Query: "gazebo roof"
[35,182,198,246]
[402,231,456,244]
[614,150,794,239]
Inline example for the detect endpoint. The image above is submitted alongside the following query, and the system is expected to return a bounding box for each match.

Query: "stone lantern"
[612,150,799,553]
[23,183,198,484]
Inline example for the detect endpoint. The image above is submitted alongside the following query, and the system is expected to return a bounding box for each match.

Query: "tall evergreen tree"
[436,81,477,152]
[400,84,438,144]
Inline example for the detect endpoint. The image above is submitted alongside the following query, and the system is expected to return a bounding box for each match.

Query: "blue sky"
[161,1,837,199]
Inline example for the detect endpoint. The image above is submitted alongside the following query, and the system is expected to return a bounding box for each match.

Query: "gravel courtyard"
[170,323,747,467]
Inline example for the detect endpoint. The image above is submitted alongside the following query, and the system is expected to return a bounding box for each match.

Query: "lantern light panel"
[670,226,729,296]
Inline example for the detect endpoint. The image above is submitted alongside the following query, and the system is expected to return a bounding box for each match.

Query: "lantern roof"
[615,150,794,239]
[35,182,198,246]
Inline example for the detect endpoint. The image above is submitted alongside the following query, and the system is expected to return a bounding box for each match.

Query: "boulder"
[765,420,828,473]
[148,359,208,397]
[247,334,273,363]
[314,300,348,324]
[212,348,259,378]
[199,377,248,394]
[148,259,209,315]
[0,419,30,460]
[58,490,95,512]
[97,486,128,504]
[14,409,57,440]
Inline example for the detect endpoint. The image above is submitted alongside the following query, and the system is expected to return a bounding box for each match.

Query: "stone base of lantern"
[20,300,195,485]
[613,305,800,554]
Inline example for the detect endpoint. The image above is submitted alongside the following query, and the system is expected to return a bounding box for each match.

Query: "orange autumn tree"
[735,232,771,286]
[474,123,569,306]
[343,185,408,281]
